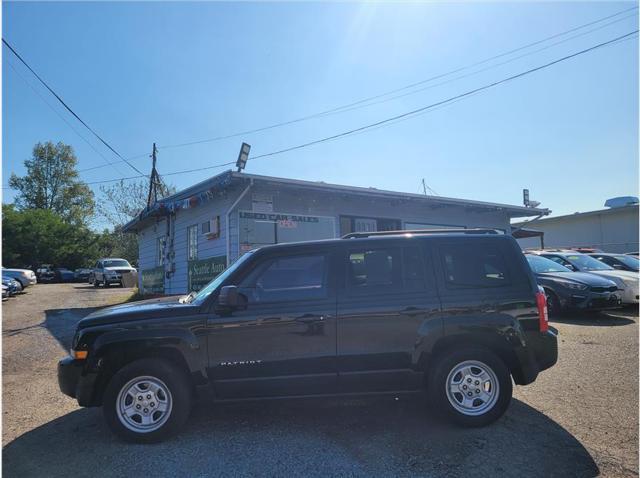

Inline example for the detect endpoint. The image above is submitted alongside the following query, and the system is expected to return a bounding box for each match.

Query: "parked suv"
[92,258,136,287]
[59,230,558,442]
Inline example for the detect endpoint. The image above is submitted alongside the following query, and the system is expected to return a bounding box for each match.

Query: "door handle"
[400,307,425,317]
[295,314,325,324]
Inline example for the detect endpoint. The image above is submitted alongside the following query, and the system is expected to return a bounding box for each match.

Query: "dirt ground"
[2,283,638,477]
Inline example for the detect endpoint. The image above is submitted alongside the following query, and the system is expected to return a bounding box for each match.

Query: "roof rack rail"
[341,228,500,239]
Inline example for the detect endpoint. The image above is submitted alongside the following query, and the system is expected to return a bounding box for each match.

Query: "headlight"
[608,277,626,289]
[555,279,588,290]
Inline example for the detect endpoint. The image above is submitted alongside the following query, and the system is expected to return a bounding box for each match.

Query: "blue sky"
[3,2,638,228]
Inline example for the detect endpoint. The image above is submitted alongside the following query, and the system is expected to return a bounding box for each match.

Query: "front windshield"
[612,254,640,270]
[566,254,613,271]
[189,252,254,305]
[526,255,571,273]
[103,259,131,268]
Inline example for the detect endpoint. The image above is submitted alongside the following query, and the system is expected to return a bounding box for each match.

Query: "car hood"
[537,271,617,286]
[78,295,198,329]
[3,268,32,275]
[104,266,136,271]
[588,270,639,283]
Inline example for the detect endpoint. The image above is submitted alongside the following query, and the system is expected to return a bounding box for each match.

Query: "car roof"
[250,231,511,254]
[586,253,624,257]
[526,249,584,256]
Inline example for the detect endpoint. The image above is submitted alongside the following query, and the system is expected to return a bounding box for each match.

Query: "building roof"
[512,204,638,227]
[124,170,549,232]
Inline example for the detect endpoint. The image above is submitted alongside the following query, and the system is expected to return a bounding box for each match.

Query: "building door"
[207,249,338,398]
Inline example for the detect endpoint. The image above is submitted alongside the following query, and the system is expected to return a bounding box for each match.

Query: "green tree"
[9,141,95,225]
[97,179,175,264]
[2,204,100,269]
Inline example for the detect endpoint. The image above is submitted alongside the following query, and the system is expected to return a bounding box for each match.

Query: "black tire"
[93,278,99,288]
[544,289,562,318]
[428,347,512,427]
[103,358,192,443]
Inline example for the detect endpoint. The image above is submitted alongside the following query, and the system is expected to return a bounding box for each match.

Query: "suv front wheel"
[103,358,192,443]
[429,347,512,427]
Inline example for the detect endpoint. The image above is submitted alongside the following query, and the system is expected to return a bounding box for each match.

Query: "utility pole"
[147,143,160,207]
[421,178,427,196]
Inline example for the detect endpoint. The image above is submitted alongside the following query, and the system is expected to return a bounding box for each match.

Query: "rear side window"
[347,246,425,292]
[239,254,327,303]
[439,243,509,288]
[348,249,400,289]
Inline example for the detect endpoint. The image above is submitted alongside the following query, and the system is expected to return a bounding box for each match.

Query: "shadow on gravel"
[3,396,599,478]
[42,307,101,351]
[551,309,637,327]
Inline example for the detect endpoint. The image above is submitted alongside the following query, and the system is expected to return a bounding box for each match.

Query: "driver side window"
[238,254,327,304]
[547,256,571,268]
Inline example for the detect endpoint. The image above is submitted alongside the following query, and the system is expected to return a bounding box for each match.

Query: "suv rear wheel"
[103,358,192,443]
[429,347,512,427]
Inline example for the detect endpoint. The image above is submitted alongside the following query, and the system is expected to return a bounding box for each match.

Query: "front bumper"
[58,356,98,406]
[620,286,639,305]
[562,290,622,311]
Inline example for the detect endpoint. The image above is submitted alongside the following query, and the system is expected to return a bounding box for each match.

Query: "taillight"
[536,290,549,332]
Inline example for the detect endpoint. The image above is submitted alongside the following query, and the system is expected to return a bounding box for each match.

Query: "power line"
[157,5,638,151]
[2,38,147,177]
[5,58,127,176]
[76,30,638,187]
[317,12,638,118]
[64,6,639,175]
[245,31,639,161]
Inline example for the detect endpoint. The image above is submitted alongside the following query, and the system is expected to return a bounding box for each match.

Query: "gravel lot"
[2,283,638,477]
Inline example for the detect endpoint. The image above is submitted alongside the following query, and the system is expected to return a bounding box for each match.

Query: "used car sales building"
[123,170,548,294]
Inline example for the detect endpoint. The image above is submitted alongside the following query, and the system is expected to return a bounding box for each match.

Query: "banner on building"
[141,267,164,294]
[188,255,227,292]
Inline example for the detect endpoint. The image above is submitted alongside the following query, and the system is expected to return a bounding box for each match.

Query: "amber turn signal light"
[72,350,88,360]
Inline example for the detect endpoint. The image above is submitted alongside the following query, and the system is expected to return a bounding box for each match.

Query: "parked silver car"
[92,258,136,287]
[2,268,37,288]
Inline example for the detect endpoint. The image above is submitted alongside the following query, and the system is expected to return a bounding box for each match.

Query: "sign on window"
[239,211,335,251]
[188,255,227,292]
[141,267,164,294]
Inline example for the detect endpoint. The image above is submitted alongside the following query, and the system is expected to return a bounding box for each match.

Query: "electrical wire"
[65,6,639,175]
[157,5,638,151]
[5,58,126,176]
[75,30,638,187]
[2,38,147,177]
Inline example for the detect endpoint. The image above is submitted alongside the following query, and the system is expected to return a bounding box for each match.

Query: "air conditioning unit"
[202,216,220,239]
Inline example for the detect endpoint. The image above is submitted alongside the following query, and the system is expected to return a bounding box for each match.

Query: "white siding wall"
[516,206,639,253]
[137,218,166,289]
[136,182,515,295]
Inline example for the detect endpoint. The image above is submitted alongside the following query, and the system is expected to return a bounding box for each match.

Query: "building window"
[156,237,165,266]
[188,225,198,261]
[340,216,400,235]
[239,211,335,254]
[404,222,465,230]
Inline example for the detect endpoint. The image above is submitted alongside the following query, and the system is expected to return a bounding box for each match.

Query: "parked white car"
[2,268,37,288]
[92,258,137,287]
[534,251,639,305]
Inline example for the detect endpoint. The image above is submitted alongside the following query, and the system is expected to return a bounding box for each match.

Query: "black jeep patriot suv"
[59,230,557,442]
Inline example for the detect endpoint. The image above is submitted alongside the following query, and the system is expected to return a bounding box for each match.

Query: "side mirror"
[217,285,247,313]
[564,264,576,271]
